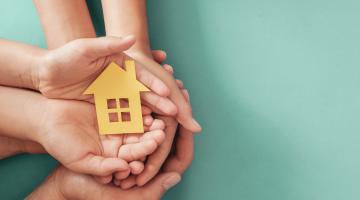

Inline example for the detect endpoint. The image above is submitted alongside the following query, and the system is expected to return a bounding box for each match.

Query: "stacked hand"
[0,35,197,200]
[29,37,191,185]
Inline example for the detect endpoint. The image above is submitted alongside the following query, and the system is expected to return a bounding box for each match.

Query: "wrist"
[29,49,48,91]
[26,168,66,200]
[23,93,51,144]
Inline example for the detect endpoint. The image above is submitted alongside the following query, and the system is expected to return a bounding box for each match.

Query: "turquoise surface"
[1,0,360,199]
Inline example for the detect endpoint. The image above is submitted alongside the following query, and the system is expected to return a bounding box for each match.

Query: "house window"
[121,112,131,121]
[107,98,131,123]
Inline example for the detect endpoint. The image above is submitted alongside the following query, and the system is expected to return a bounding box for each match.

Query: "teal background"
[1,0,360,199]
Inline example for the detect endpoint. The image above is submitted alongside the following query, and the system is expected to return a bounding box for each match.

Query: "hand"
[129,51,201,132]
[115,51,191,188]
[36,97,166,177]
[26,126,194,200]
[27,165,181,200]
[35,36,177,115]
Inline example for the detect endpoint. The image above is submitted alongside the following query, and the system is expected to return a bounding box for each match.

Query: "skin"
[0,37,177,114]
[101,0,202,133]
[101,0,195,186]
[0,122,194,200]
[0,85,167,176]
[33,1,177,183]
[34,0,197,185]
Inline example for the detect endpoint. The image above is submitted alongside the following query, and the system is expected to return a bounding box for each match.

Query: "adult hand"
[114,50,190,187]
[26,166,180,200]
[36,97,166,177]
[36,36,177,115]
[129,51,201,132]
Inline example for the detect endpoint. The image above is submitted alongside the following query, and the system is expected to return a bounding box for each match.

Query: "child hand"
[35,36,177,116]
[97,116,166,184]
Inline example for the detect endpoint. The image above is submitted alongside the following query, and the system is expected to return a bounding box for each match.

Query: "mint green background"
[1,0,360,199]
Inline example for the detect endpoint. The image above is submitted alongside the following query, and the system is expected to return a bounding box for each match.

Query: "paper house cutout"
[84,60,149,135]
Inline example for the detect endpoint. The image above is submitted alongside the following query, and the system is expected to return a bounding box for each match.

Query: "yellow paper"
[84,60,149,135]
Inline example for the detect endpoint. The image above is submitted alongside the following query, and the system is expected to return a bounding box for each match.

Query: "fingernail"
[192,118,202,131]
[163,174,181,190]
[161,50,167,57]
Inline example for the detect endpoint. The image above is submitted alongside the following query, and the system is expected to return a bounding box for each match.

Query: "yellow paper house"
[84,60,149,135]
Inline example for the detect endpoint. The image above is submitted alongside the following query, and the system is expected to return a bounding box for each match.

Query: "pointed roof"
[84,60,149,95]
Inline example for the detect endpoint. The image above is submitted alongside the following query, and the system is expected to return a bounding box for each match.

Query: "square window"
[121,112,131,122]
[107,99,117,109]
[108,112,119,122]
[119,98,129,108]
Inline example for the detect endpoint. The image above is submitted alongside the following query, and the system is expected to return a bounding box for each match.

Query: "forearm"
[0,136,45,159]
[26,169,65,200]
[0,39,45,90]
[102,0,152,56]
[0,86,45,142]
[34,0,96,49]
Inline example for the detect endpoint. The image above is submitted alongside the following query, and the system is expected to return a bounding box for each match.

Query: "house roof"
[83,60,149,95]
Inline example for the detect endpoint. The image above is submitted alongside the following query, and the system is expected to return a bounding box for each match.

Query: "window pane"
[119,98,129,108]
[121,112,131,122]
[108,112,119,122]
[107,99,117,109]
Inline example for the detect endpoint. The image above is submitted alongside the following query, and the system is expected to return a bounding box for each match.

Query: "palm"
[40,99,104,169]
[40,99,165,176]
[39,47,120,101]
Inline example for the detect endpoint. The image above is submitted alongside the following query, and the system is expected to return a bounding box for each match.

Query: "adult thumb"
[142,172,181,199]
[75,35,136,59]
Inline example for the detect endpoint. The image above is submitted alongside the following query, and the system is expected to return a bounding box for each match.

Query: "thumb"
[74,35,136,59]
[67,154,130,176]
[142,172,181,199]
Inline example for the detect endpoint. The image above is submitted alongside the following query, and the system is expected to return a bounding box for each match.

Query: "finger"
[120,175,137,189]
[114,179,121,186]
[141,92,177,116]
[141,105,152,115]
[149,119,165,131]
[182,89,190,102]
[136,117,177,186]
[176,79,184,89]
[163,126,194,174]
[74,36,135,60]
[123,134,141,144]
[68,154,129,176]
[141,172,181,199]
[163,64,174,74]
[114,168,131,181]
[129,161,145,175]
[151,50,167,63]
[144,118,165,132]
[143,115,154,126]
[177,103,202,133]
[139,130,165,144]
[136,63,170,97]
[118,130,165,161]
[94,175,113,184]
